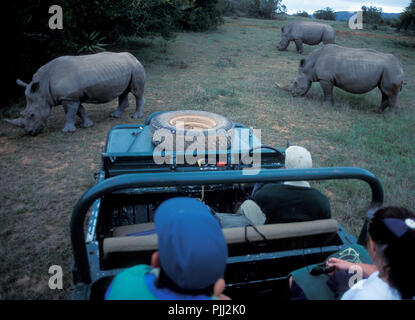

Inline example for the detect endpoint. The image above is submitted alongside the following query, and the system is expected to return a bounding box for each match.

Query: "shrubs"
[294,11,311,18]
[178,0,224,31]
[222,0,287,19]
[400,0,415,30]
[76,31,108,54]
[253,0,287,19]
[361,6,383,25]
[313,7,336,21]
[359,6,403,31]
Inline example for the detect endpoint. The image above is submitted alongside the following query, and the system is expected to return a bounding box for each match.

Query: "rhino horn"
[16,79,28,88]
[276,82,292,92]
[4,117,26,128]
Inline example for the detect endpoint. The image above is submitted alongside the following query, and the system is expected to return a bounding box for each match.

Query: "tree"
[400,0,415,30]
[313,7,336,21]
[239,0,286,19]
[254,0,260,15]
[177,0,224,31]
[294,10,310,18]
[361,5,383,25]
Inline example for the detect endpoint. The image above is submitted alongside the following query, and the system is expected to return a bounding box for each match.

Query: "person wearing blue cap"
[105,197,230,300]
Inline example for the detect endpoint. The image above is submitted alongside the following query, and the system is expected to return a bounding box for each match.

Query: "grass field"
[1,16,414,299]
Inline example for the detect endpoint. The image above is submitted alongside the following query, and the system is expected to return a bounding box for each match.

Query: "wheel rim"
[168,115,217,130]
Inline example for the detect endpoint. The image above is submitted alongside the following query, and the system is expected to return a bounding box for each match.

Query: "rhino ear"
[299,59,305,67]
[30,82,40,93]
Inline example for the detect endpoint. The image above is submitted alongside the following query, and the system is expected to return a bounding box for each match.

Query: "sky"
[283,0,410,14]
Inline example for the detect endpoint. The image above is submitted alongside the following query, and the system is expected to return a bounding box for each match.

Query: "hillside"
[335,11,401,21]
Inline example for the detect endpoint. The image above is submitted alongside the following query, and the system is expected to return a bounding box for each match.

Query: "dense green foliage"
[178,0,225,31]
[400,0,415,30]
[3,0,224,109]
[313,7,336,21]
[223,0,287,19]
[293,11,310,18]
[361,6,383,25]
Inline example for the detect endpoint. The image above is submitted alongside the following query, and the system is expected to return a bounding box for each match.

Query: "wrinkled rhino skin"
[5,52,146,135]
[277,44,404,116]
[277,21,335,54]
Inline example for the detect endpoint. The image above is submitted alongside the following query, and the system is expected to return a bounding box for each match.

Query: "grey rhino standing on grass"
[277,21,335,54]
[276,44,404,117]
[4,51,145,135]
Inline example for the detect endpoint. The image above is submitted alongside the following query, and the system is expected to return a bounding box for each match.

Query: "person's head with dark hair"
[367,206,415,299]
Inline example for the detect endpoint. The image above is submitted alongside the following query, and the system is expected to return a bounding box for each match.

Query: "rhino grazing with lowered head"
[276,44,404,116]
[4,51,145,135]
[277,21,335,54]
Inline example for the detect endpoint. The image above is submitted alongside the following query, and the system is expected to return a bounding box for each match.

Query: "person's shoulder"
[106,264,156,300]
[306,186,328,196]
[343,287,400,300]
[367,273,401,299]
[342,273,401,300]
[116,264,153,279]
[254,183,285,198]
[306,187,331,204]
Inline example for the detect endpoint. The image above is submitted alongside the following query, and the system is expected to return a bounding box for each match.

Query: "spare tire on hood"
[150,110,234,152]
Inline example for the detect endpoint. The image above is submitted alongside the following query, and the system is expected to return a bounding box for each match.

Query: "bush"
[313,7,336,21]
[384,18,400,28]
[225,0,286,19]
[361,6,383,25]
[178,0,224,31]
[294,11,310,18]
[221,0,242,15]
[400,0,415,30]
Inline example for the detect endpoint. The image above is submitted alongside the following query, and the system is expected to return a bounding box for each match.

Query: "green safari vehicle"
[70,110,383,300]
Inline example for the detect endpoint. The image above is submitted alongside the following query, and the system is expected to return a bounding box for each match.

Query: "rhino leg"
[111,91,129,118]
[130,71,145,119]
[294,39,304,54]
[320,80,334,106]
[78,105,93,128]
[383,94,399,118]
[379,81,401,117]
[62,102,79,133]
[373,92,389,113]
[132,96,145,119]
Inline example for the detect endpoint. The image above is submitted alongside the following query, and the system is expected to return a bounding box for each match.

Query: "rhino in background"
[4,51,146,135]
[277,21,335,54]
[276,44,404,117]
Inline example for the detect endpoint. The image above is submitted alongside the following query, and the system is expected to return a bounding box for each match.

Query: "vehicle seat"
[103,219,339,260]
[112,222,155,237]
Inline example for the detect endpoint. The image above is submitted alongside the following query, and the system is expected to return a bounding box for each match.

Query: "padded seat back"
[103,219,339,259]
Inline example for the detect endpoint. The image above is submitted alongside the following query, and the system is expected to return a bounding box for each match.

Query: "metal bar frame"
[71,167,383,285]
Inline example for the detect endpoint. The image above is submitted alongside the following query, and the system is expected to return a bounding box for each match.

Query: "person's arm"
[326,257,377,278]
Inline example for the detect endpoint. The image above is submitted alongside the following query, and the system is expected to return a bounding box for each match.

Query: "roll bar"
[71,167,383,284]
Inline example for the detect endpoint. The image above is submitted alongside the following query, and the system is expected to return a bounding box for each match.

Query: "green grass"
[1,16,415,299]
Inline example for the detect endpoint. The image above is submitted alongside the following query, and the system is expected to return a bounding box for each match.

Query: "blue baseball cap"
[155,197,228,291]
